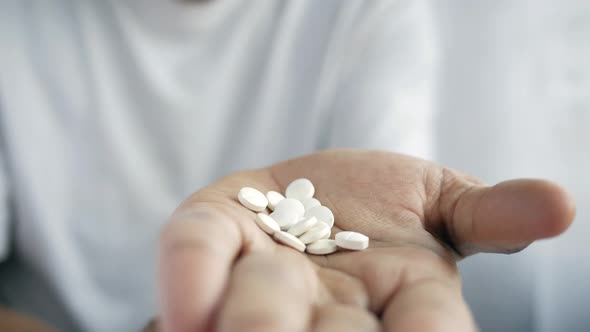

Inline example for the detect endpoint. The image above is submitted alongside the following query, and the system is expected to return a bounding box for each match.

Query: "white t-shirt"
[0,1,434,331]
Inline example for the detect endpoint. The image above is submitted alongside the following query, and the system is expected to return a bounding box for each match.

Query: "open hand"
[157,150,575,332]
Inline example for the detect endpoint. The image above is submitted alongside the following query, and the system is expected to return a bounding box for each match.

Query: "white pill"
[335,231,369,250]
[287,216,318,237]
[274,231,306,252]
[255,213,280,235]
[285,178,315,200]
[270,210,299,231]
[304,205,334,228]
[299,221,331,244]
[266,191,285,211]
[306,239,338,255]
[238,187,268,212]
[274,198,305,218]
[300,197,321,211]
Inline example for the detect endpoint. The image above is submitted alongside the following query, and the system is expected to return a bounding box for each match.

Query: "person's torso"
[0,1,359,330]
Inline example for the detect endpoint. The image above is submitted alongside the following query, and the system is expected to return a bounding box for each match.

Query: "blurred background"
[1,1,588,331]
[432,1,589,331]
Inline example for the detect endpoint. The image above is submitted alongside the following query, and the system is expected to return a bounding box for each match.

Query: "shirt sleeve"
[321,0,437,159]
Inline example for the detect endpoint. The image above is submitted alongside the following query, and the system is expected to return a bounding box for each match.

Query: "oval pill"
[285,178,315,200]
[299,221,331,244]
[270,210,299,231]
[300,197,321,211]
[266,191,285,211]
[255,213,280,235]
[306,239,338,255]
[274,198,305,218]
[304,205,334,228]
[335,231,369,250]
[238,187,268,212]
[287,216,318,237]
[274,231,306,252]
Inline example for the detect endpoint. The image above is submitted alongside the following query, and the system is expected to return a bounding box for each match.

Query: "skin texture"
[154,150,576,332]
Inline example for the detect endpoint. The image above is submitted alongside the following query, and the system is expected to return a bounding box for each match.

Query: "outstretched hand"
[157,150,575,332]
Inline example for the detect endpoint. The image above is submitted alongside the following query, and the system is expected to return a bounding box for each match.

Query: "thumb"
[433,170,576,257]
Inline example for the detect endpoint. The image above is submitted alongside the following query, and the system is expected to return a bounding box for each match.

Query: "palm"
[159,150,574,332]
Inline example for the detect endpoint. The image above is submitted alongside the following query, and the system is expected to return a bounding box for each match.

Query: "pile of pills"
[237,178,369,255]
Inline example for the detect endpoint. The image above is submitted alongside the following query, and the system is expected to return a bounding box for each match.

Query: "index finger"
[158,205,242,332]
